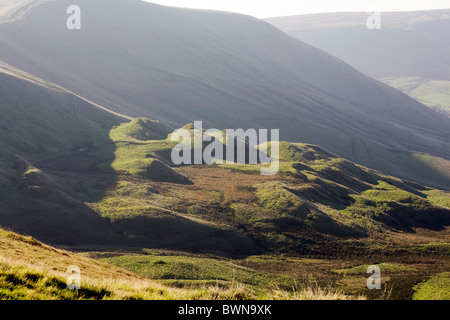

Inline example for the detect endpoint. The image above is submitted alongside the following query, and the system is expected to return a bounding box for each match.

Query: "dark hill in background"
[0,0,449,189]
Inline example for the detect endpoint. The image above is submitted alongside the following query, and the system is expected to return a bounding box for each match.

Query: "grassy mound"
[108,119,188,182]
[113,118,173,141]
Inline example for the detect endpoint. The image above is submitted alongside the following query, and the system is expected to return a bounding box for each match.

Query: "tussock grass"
[0,228,365,300]
[413,272,450,300]
[269,286,365,300]
[102,254,366,300]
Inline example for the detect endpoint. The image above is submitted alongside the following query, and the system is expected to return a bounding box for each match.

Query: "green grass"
[0,262,111,300]
[363,187,418,204]
[3,225,449,300]
[219,162,296,174]
[111,118,172,141]
[104,120,180,179]
[102,253,360,299]
[217,142,337,175]
[413,272,450,300]
[425,189,450,208]
[309,164,329,172]
[334,263,417,275]
[406,243,450,257]
[0,225,368,300]
[380,77,450,117]
[103,255,263,285]
[0,228,266,300]
[230,181,310,223]
[331,179,445,232]
[258,141,304,162]
[361,181,434,214]
[357,180,429,209]
[255,182,307,219]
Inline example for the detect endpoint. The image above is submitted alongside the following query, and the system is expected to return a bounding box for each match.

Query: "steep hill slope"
[0,0,449,188]
[1,66,449,254]
[0,66,252,252]
[0,62,126,162]
[266,10,450,80]
[0,64,124,244]
[0,228,269,300]
[266,10,450,118]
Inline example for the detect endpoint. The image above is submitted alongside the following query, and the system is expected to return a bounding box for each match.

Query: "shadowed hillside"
[0,66,255,252]
[0,64,124,245]
[0,0,449,189]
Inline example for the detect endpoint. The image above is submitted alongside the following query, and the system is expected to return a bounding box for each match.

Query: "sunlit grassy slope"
[380,77,450,117]
[3,106,450,253]
[106,119,182,181]
[0,228,366,300]
[90,119,450,252]
[412,272,450,300]
[2,114,450,300]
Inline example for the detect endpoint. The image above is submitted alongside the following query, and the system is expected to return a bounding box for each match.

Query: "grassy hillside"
[3,108,449,252]
[2,225,448,300]
[413,272,450,300]
[98,236,450,300]
[106,118,182,180]
[1,0,450,189]
[0,67,123,163]
[78,120,450,256]
[0,228,370,300]
[1,80,449,249]
[1,110,450,299]
[0,64,449,299]
[0,66,129,245]
[380,77,450,117]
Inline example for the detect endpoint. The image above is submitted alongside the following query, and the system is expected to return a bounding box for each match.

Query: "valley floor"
[1,226,449,300]
[78,227,450,301]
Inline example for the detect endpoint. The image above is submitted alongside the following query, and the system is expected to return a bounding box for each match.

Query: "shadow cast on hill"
[1,132,257,255]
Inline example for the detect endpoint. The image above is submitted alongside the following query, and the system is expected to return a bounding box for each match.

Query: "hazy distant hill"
[266,10,450,80]
[266,10,450,117]
[0,0,449,190]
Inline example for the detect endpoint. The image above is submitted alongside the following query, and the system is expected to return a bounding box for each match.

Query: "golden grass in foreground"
[0,228,363,300]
